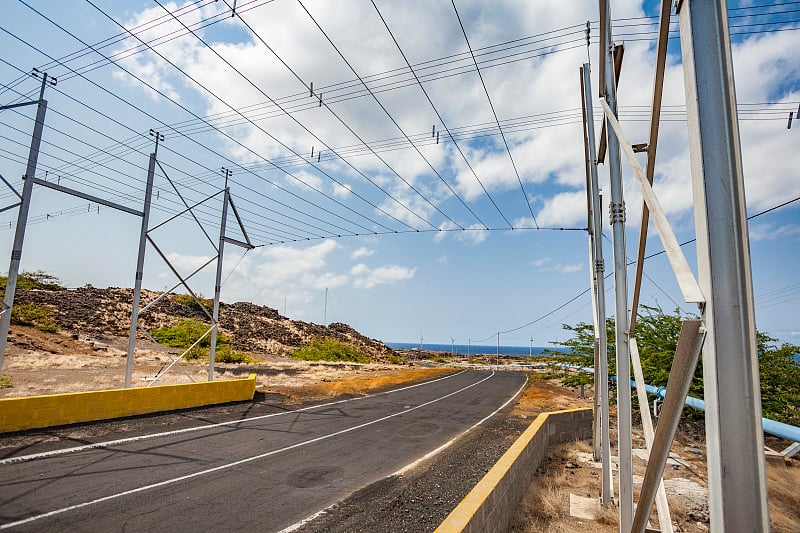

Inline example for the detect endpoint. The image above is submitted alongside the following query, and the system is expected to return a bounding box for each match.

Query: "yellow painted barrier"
[436,407,592,533]
[0,374,257,433]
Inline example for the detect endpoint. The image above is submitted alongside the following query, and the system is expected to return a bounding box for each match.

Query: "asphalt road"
[0,370,526,532]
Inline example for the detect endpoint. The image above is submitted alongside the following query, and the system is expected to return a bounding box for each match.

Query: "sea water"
[386,342,571,357]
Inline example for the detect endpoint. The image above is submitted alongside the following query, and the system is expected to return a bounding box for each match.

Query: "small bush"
[214,345,255,364]
[170,293,214,311]
[151,319,252,363]
[151,318,225,349]
[0,270,64,293]
[387,353,406,365]
[11,303,59,332]
[0,373,12,389]
[292,338,370,363]
[430,354,450,364]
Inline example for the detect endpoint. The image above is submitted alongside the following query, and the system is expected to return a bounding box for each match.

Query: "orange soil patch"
[284,367,453,401]
[510,374,593,419]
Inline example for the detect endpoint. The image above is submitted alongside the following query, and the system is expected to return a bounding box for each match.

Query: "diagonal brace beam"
[631,320,705,533]
[601,100,704,303]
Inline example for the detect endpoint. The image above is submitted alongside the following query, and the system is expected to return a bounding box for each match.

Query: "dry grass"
[510,395,800,533]
[297,367,452,400]
[767,460,800,532]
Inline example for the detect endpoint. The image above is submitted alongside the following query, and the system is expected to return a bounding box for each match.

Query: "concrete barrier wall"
[435,408,593,533]
[0,374,257,433]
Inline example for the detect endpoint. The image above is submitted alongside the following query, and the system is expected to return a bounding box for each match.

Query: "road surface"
[0,370,526,531]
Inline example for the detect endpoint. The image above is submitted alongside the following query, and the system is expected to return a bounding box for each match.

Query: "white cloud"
[434,221,488,244]
[351,246,375,259]
[748,223,800,242]
[530,256,583,274]
[332,182,352,198]
[351,263,416,289]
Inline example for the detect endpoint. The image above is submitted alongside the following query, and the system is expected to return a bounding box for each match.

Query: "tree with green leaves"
[551,306,800,425]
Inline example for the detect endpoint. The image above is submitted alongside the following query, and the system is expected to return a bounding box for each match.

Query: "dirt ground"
[0,325,443,399]
[509,402,800,533]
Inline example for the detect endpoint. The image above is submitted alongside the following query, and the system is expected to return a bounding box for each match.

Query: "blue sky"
[0,0,798,347]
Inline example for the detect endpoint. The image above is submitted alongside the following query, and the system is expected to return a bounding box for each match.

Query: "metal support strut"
[678,0,769,530]
[0,72,54,374]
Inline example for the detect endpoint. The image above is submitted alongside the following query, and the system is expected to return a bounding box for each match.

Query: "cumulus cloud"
[530,257,583,274]
[351,246,375,259]
[748,223,800,242]
[351,263,416,289]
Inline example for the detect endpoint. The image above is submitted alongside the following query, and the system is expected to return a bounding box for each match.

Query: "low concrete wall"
[0,374,257,433]
[435,408,593,533]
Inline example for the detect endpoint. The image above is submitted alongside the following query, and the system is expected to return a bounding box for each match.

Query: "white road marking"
[0,370,466,466]
[276,374,528,533]
[392,374,527,476]
[0,371,493,530]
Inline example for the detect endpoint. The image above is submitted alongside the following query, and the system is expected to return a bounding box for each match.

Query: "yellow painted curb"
[435,407,592,533]
[0,374,257,433]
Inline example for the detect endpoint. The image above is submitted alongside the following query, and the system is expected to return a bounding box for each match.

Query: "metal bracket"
[595,259,605,273]
[609,201,626,224]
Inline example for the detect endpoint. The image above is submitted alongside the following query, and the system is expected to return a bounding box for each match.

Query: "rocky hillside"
[14,287,396,362]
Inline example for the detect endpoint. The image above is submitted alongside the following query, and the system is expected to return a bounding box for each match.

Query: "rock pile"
[14,287,396,362]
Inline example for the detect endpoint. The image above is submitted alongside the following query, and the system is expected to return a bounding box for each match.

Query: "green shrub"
[0,270,64,293]
[430,354,450,364]
[151,319,252,363]
[387,353,406,365]
[170,293,214,311]
[152,318,224,348]
[11,303,59,332]
[214,345,255,364]
[292,338,370,363]
[0,373,12,389]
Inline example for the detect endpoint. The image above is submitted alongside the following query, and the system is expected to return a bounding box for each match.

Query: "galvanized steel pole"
[601,2,633,527]
[582,64,613,506]
[0,75,51,373]
[208,186,230,382]
[125,140,158,388]
[677,0,769,530]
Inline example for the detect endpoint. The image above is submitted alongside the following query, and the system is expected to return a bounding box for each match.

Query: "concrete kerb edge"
[0,374,257,433]
[434,407,593,533]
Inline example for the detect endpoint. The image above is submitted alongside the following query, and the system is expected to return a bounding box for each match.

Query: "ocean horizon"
[387,342,571,357]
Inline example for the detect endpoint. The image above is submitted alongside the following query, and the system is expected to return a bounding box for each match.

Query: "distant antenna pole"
[530,335,533,358]
[468,338,471,356]
[284,297,287,316]
[323,287,328,324]
[420,334,423,351]
[451,337,455,355]
[496,332,500,366]
[0,70,56,373]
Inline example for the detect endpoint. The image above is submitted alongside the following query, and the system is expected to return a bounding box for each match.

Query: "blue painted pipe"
[572,368,800,443]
